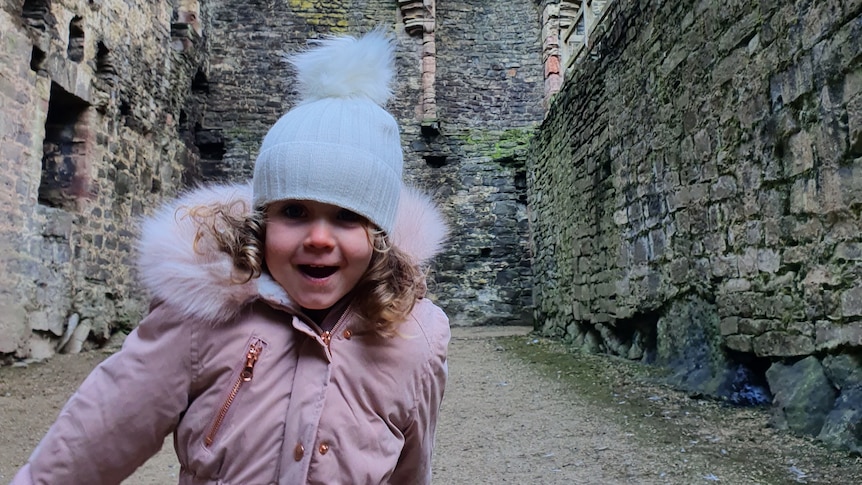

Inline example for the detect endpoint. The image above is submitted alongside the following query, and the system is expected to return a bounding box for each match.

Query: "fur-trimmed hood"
[136,183,448,323]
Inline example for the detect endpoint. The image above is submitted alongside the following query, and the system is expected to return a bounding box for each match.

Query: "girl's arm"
[389,304,450,485]
[11,303,193,485]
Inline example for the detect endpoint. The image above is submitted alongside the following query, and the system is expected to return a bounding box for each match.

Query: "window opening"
[192,70,209,94]
[96,41,117,85]
[561,1,612,72]
[194,123,225,160]
[39,82,91,209]
[30,45,46,72]
[424,155,447,168]
[67,16,84,62]
[22,0,56,32]
[194,123,226,179]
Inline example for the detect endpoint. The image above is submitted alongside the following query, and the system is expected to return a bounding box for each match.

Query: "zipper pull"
[320,308,351,348]
[240,341,262,381]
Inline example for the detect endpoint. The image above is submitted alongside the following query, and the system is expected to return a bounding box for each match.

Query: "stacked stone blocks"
[528,0,862,449]
[0,0,206,359]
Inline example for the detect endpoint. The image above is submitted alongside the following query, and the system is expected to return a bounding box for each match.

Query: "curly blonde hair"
[350,231,426,337]
[185,200,265,284]
[186,201,424,336]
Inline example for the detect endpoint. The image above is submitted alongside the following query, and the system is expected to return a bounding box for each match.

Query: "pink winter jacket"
[11,184,451,485]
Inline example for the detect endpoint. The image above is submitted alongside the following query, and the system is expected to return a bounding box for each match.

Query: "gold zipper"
[320,308,351,348]
[204,338,263,447]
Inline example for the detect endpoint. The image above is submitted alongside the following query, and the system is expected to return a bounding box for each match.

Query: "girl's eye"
[282,204,306,219]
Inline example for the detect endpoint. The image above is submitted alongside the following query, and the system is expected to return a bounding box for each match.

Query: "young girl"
[12,31,450,485]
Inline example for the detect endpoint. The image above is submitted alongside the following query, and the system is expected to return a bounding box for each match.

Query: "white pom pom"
[391,186,449,264]
[288,29,395,106]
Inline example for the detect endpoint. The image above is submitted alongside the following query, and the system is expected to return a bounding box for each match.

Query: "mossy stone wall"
[528,0,862,449]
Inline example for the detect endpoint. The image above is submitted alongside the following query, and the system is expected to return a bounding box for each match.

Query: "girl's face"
[264,200,373,312]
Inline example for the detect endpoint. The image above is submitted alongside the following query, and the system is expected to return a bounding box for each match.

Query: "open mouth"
[299,265,338,279]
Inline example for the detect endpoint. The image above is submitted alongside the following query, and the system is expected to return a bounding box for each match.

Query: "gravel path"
[2,326,861,484]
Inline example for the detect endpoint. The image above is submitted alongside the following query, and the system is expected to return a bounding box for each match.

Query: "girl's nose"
[305,219,335,248]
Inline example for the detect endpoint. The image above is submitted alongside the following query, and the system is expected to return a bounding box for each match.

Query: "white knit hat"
[252,31,403,234]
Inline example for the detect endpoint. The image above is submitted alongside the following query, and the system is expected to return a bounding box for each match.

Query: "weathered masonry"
[0,0,203,358]
[0,0,542,361]
[530,0,862,451]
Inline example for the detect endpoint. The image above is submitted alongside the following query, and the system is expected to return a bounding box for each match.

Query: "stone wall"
[1,0,544,360]
[403,0,545,325]
[528,0,862,450]
[201,0,546,326]
[0,0,204,360]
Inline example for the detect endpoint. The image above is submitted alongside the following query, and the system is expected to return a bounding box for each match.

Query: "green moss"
[456,127,536,164]
[491,128,534,161]
[224,127,257,139]
[498,335,664,399]
[289,0,315,10]
[288,0,348,32]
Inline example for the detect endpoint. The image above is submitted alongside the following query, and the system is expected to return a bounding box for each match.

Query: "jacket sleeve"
[11,303,194,485]
[388,302,450,485]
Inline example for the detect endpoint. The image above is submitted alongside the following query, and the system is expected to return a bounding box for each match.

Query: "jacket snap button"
[294,443,304,461]
[318,442,330,455]
[342,329,352,339]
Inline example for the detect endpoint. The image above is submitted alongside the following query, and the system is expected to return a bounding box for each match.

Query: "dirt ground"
[2,326,862,484]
